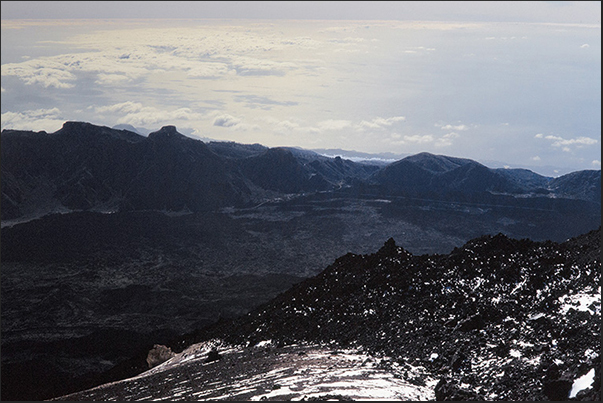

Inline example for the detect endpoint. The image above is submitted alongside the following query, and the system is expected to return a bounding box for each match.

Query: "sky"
[1,1,601,176]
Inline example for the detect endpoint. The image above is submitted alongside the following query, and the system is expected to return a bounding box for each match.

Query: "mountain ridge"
[2,121,600,223]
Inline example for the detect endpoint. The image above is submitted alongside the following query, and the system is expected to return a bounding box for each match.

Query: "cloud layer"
[1,19,600,174]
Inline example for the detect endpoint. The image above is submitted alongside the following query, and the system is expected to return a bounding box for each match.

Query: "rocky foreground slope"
[56,228,601,401]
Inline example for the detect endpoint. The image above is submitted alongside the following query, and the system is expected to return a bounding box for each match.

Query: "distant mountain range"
[372,152,600,201]
[1,121,600,223]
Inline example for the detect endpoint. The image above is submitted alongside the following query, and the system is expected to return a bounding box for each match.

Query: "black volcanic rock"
[182,227,601,401]
[204,348,222,364]
[543,377,573,401]
[435,378,485,400]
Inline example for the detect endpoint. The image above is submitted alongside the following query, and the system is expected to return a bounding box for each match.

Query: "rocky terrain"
[55,227,601,401]
[1,121,600,400]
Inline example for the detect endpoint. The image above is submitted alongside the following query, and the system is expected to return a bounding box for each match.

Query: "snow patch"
[254,340,273,348]
[509,349,522,358]
[558,287,601,315]
[584,349,598,359]
[527,313,545,321]
[569,368,595,398]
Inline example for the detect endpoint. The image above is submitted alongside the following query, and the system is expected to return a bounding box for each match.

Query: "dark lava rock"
[180,227,600,401]
[435,378,485,401]
[204,349,222,364]
[449,349,471,372]
[543,377,573,401]
[299,394,354,401]
[453,313,485,332]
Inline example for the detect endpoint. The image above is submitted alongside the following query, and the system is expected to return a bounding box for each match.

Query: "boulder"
[146,344,175,369]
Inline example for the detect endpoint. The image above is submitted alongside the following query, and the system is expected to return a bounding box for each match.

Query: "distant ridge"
[1,121,600,223]
[112,123,152,136]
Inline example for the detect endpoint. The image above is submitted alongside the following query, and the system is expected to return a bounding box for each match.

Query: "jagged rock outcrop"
[180,227,601,401]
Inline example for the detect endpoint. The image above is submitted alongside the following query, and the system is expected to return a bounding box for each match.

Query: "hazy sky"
[1,1,601,175]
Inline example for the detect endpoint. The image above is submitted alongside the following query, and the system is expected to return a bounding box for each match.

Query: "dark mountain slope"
[494,167,552,190]
[371,152,551,195]
[370,152,601,205]
[239,147,331,193]
[205,142,379,184]
[1,122,385,222]
[235,146,379,194]
[180,227,601,401]
[285,147,380,183]
[2,123,599,223]
[124,125,250,212]
[1,122,251,220]
[206,141,268,159]
[401,151,473,173]
[549,169,601,204]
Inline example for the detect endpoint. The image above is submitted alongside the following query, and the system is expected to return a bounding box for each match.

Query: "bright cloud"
[434,132,460,147]
[230,56,298,76]
[540,134,598,147]
[438,123,469,131]
[403,134,434,143]
[1,108,65,131]
[213,114,242,128]
[95,102,203,127]
[0,25,319,90]
[442,132,460,139]
[357,116,406,130]
[1,59,76,88]
[96,101,146,115]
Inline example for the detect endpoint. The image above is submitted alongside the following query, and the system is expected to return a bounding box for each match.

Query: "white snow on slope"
[558,286,601,315]
[569,368,596,399]
[56,342,437,401]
